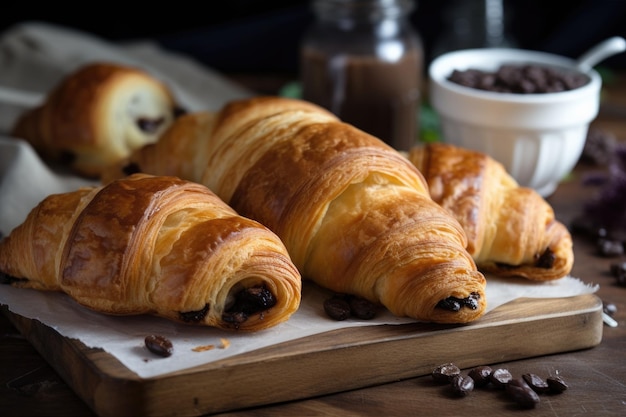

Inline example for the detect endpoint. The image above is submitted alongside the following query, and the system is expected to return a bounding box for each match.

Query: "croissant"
[406,142,574,280]
[107,96,487,324]
[0,173,302,331]
[11,62,179,178]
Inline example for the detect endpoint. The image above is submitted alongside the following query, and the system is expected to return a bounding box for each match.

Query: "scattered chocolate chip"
[522,373,550,393]
[468,365,493,387]
[597,238,624,257]
[323,294,378,321]
[432,363,461,384]
[323,297,351,321]
[348,296,377,319]
[450,374,474,397]
[546,375,569,393]
[506,377,540,409]
[145,334,173,357]
[489,368,513,389]
[609,262,626,287]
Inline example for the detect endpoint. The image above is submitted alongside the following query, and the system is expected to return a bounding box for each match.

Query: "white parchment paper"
[0,22,599,379]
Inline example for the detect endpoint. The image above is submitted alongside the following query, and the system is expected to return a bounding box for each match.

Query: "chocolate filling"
[222,285,277,327]
[0,271,26,285]
[179,304,210,323]
[496,247,556,270]
[534,247,556,269]
[436,292,481,312]
[137,116,166,134]
[122,162,142,176]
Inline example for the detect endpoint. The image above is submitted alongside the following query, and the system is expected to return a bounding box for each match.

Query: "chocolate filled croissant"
[11,62,179,178]
[406,142,574,281]
[0,173,302,331]
[107,97,487,324]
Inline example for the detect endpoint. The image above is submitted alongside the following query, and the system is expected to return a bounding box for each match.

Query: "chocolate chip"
[522,373,550,393]
[432,363,461,384]
[489,368,513,389]
[448,64,589,94]
[506,377,540,408]
[145,334,173,357]
[348,296,377,319]
[597,238,624,257]
[546,376,569,393]
[450,374,474,397]
[468,365,493,387]
[323,297,351,321]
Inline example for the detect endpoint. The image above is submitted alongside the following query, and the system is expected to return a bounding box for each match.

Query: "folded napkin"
[0,21,252,233]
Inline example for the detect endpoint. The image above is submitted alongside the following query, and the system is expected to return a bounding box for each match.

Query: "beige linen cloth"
[0,21,251,235]
[0,22,598,379]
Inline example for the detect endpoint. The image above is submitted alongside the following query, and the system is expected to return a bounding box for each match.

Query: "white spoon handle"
[577,36,626,71]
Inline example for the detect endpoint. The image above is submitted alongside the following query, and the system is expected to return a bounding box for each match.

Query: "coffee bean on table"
[450,374,475,397]
[468,365,493,387]
[489,368,513,389]
[547,375,569,393]
[522,373,550,393]
[432,363,461,383]
[506,377,541,408]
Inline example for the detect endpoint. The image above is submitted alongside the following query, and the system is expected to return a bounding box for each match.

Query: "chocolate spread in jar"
[301,46,422,151]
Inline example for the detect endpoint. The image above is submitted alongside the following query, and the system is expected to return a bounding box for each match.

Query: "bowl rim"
[428,48,602,103]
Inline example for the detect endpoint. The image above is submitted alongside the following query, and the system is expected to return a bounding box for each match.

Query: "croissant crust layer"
[0,174,302,331]
[407,142,574,281]
[108,96,488,324]
[11,62,178,178]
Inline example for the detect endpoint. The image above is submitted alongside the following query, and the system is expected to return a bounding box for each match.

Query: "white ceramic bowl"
[429,48,602,197]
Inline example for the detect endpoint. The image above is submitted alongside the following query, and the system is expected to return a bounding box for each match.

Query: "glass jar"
[300,0,423,151]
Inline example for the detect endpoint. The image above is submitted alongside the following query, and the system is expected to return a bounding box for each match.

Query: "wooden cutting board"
[1,293,602,416]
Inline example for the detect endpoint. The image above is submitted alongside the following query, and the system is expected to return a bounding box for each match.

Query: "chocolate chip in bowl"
[428,37,626,197]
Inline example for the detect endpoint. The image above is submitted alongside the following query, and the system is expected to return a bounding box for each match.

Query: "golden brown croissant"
[11,62,179,178]
[0,173,302,331]
[107,96,487,324]
[406,142,574,280]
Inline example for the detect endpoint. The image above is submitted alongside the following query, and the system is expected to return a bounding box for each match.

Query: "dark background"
[1,0,625,76]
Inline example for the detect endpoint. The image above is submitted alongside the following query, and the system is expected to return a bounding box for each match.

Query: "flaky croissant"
[106,96,487,324]
[406,142,574,280]
[11,62,179,178]
[0,173,302,331]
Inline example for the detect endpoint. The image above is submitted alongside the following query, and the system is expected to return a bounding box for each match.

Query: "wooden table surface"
[2,72,626,417]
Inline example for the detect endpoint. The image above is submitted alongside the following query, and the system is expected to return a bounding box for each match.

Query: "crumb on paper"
[192,344,215,352]
[220,338,230,349]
